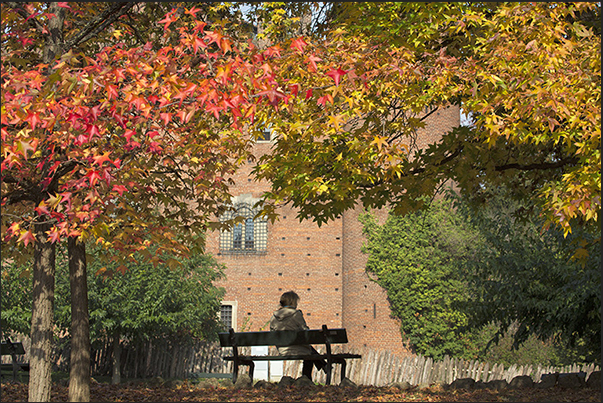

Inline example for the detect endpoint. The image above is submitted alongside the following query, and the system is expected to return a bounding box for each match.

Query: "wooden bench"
[1,339,30,381]
[219,325,361,385]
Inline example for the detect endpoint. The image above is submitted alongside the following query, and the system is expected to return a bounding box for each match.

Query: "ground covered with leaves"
[2,381,601,402]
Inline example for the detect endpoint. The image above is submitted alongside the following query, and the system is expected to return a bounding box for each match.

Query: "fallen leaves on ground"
[1,381,601,402]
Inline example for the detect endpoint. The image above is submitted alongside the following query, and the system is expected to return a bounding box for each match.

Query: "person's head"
[279,291,300,309]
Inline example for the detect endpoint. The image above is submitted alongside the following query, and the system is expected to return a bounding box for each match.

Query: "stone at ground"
[389,381,412,390]
[253,379,275,389]
[509,375,534,389]
[557,372,585,388]
[429,382,446,392]
[536,372,558,389]
[294,375,315,387]
[165,379,184,388]
[233,373,252,389]
[449,378,475,390]
[340,377,357,387]
[147,376,164,386]
[278,376,295,388]
[485,379,508,391]
[195,378,221,389]
[473,381,487,390]
[586,371,601,389]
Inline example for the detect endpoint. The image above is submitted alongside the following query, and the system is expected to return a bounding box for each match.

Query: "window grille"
[260,129,271,141]
[220,202,267,254]
[220,305,233,330]
[245,218,254,249]
[257,125,274,142]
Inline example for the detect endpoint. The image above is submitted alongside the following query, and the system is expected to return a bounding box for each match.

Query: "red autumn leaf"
[219,38,232,54]
[192,35,207,53]
[177,108,196,123]
[263,45,282,58]
[112,184,128,196]
[317,93,333,106]
[160,113,172,125]
[147,141,163,153]
[25,111,42,131]
[259,63,273,76]
[204,30,222,46]
[18,37,35,47]
[34,201,51,216]
[157,11,177,30]
[306,54,322,72]
[326,67,348,86]
[289,83,300,97]
[86,170,102,187]
[290,37,308,53]
[185,6,202,16]
[92,152,112,166]
[46,227,61,244]
[205,103,223,120]
[106,84,118,100]
[85,124,100,138]
[113,68,126,82]
[17,230,35,247]
[123,130,136,142]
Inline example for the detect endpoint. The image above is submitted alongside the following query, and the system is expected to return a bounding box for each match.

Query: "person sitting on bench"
[270,290,326,380]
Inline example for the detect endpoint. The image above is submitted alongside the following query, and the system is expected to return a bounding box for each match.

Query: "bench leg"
[12,360,18,382]
[232,360,240,384]
[340,360,347,384]
[248,361,255,381]
[325,361,332,385]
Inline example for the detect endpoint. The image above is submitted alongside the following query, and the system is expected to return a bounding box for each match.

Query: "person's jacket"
[270,306,312,355]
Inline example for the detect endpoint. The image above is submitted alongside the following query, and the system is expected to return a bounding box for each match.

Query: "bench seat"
[1,340,29,381]
[219,325,361,385]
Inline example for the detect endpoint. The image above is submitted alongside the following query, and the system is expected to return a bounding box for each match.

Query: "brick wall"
[206,141,344,332]
[206,105,460,357]
[341,204,409,355]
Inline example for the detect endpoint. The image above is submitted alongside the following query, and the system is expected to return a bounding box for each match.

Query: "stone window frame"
[219,195,267,255]
[219,301,237,331]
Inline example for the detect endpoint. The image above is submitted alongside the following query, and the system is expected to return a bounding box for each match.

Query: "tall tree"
[1,2,281,400]
[2,247,227,381]
[455,185,601,363]
[252,2,600,240]
[361,189,601,363]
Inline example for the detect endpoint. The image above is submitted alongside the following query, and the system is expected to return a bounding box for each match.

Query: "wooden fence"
[299,348,600,386]
[3,335,599,386]
[88,338,229,379]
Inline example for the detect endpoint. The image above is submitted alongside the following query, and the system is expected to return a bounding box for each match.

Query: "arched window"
[219,201,267,254]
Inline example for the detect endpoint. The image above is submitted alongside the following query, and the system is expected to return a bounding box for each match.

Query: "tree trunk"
[68,237,91,402]
[112,330,121,384]
[28,220,56,403]
[43,2,66,64]
[28,4,66,402]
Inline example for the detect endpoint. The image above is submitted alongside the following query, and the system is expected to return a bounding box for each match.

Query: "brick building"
[206,105,460,357]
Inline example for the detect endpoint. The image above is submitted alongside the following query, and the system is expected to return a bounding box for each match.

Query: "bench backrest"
[1,342,25,355]
[219,328,348,348]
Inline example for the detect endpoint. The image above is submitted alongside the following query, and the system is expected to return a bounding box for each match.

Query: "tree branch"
[63,2,137,52]
[5,2,46,32]
[494,157,579,172]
